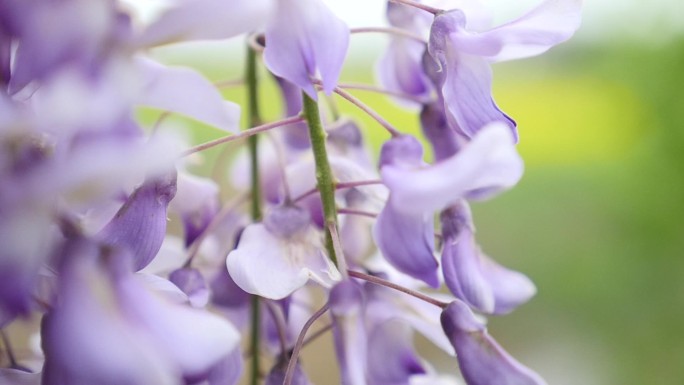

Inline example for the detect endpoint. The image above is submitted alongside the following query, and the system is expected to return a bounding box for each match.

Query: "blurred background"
[135,0,684,384]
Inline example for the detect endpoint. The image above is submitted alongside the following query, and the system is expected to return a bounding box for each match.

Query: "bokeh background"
[134,0,684,384]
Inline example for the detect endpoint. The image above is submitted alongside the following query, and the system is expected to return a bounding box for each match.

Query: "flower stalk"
[302,92,340,267]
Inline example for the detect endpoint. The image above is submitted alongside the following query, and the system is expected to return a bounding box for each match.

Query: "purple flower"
[97,173,177,271]
[263,0,349,99]
[373,135,439,286]
[376,2,434,104]
[226,205,340,300]
[441,300,547,385]
[330,280,368,385]
[427,0,582,140]
[382,122,523,216]
[42,241,241,384]
[366,318,427,385]
[440,202,536,315]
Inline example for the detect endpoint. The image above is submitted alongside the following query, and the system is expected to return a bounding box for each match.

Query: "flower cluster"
[0,0,581,384]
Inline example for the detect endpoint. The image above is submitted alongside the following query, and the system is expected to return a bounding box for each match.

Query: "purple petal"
[440,204,536,314]
[428,10,516,139]
[97,173,177,271]
[367,319,426,385]
[138,0,273,47]
[169,268,210,308]
[377,37,433,105]
[273,75,310,150]
[382,123,523,216]
[379,134,424,168]
[170,172,219,246]
[420,101,464,162]
[0,369,40,385]
[441,301,547,385]
[482,0,583,62]
[330,280,367,385]
[263,0,349,99]
[372,197,439,288]
[135,57,240,132]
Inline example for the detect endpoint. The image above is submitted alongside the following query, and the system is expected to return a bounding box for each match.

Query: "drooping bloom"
[440,300,547,385]
[427,0,583,140]
[373,135,439,287]
[440,202,536,315]
[226,205,340,300]
[263,0,349,99]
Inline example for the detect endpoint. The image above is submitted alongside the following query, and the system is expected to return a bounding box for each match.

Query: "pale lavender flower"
[441,300,547,385]
[226,205,340,300]
[427,0,582,139]
[263,0,349,99]
[330,280,368,385]
[382,122,523,216]
[440,202,536,315]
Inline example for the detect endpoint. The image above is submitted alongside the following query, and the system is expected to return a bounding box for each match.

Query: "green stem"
[302,92,339,267]
[246,44,263,385]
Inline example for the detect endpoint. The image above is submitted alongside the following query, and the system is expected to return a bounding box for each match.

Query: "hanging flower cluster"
[0,0,581,384]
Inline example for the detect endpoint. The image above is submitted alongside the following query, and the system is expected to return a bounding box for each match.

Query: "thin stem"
[283,303,330,385]
[293,179,383,203]
[338,82,432,104]
[337,208,378,218]
[327,222,348,279]
[302,92,339,267]
[246,44,263,385]
[265,301,289,354]
[388,0,441,15]
[151,111,171,134]
[180,115,304,157]
[347,270,449,309]
[350,26,427,43]
[214,78,245,89]
[313,80,400,137]
[300,323,333,349]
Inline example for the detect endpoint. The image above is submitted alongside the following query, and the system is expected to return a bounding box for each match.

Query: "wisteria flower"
[263,0,349,99]
[441,300,547,385]
[427,0,582,139]
[226,205,341,300]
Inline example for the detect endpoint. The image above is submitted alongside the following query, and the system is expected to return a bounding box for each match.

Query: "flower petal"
[482,0,583,62]
[97,173,177,271]
[367,319,426,385]
[373,197,439,288]
[382,123,523,216]
[135,57,240,132]
[138,0,273,47]
[428,11,516,139]
[226,224,340,300]
[330,280,367,385]
[263,0,349,99]
[441,301,547,385]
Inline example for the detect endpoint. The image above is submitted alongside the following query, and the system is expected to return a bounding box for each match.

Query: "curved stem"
[314,81,401,137]
[388,0,442,15]
[350,26,427,43]
[302,92,339,267]
[347,270,449,308]
[337,208,378,218]
[300,323,333,349]
[265,300,289,354]
[180,115,304,157]
[293,179,383,203]
[338,82,432,104]
[283,304,330,385]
